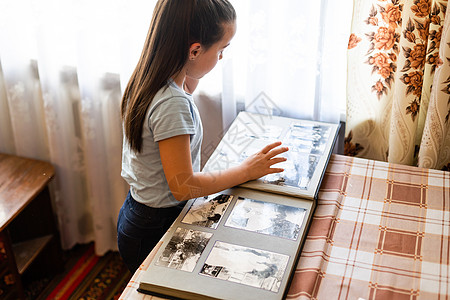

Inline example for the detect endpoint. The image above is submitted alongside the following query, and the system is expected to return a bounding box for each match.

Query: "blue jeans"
[117,191,186,273]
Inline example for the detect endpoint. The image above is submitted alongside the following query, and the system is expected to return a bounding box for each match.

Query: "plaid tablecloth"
[119,154,450,300]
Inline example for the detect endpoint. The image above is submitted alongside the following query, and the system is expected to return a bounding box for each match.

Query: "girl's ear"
[189,43,202,60]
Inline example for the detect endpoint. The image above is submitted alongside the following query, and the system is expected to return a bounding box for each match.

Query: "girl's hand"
[240,141,289,182]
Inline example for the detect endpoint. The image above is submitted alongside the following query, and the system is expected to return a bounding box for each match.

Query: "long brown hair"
[121,0,236,153]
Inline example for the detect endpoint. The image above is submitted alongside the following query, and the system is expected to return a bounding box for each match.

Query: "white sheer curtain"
[224,0,352,125]
[0,0,352,254]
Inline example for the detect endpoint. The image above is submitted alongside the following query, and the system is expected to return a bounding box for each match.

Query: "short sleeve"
[149,97,195,142]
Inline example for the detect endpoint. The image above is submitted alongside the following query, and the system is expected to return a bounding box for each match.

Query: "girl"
[117,0,288,273]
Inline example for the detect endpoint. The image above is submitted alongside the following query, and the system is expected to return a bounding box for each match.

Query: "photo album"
[138,112,340,300]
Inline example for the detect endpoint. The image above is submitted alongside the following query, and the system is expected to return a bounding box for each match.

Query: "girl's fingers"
[269,157,287,165]
[267,146,289,158]
[261,141,282,154]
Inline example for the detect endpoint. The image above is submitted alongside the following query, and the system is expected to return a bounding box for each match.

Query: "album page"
[138,187,314,300]
[202,111,339,199]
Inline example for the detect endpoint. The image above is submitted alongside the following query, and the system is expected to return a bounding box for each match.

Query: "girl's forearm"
[162,137,287,201]
[167,165,249,201]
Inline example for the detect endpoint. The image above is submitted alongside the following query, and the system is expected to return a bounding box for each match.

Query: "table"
[0,154,62,299]
[119,154,450,299]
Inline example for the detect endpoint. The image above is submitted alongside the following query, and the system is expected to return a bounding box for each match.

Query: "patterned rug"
[26,243,131,300]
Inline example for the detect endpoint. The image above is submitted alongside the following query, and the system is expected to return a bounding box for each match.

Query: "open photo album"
[138,112,340,300]
[203,111,340,199]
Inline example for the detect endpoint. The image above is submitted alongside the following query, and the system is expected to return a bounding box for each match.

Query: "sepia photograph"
[156,228,212,272]
[200,241,289,293]
[225,197,306,240]
[181,193,234,229]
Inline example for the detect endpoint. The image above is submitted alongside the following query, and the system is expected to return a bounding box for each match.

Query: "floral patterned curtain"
[346,0,450,171]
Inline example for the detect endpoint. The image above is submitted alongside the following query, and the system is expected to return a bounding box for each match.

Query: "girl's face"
[186,22,236,79]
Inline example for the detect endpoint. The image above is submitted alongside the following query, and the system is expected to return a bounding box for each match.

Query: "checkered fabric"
[119,154,450,300]
[287,155,450,300]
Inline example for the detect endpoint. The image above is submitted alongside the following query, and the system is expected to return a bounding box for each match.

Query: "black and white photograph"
[283,123,330,155]
[225,197,306,240]
[243,123,284,141]
[181,193,234,229]
[262,122,331,190]
[264,152,320,190]
[156,228,212,272]
[200,241,289,293]
[207,119,333,192]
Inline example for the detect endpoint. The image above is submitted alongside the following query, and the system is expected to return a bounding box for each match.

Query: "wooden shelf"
[0,154,62,299]
[0,154,55,231]
[12,235,53,275]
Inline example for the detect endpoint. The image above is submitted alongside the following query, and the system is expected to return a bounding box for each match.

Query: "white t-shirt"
[121,81,203,208]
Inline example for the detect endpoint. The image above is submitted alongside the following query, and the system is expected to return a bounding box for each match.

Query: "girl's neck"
[171,70,186,90]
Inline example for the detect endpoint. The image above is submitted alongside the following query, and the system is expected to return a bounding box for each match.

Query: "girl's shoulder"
[147,83,195,119]
[151,83,192,108]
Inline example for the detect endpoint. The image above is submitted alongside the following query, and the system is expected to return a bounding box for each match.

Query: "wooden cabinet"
[0,154,62,299]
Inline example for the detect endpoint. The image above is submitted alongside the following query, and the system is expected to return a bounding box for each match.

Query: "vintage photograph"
[284,123,330,155]
[211,120,332,191]
[243,123,284,141]
[181,193,234,229]
[264,152,320,190]
[262,122,331,189]
[200,241,289,293]
[225,197,306,240]
[155,228,212,272]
